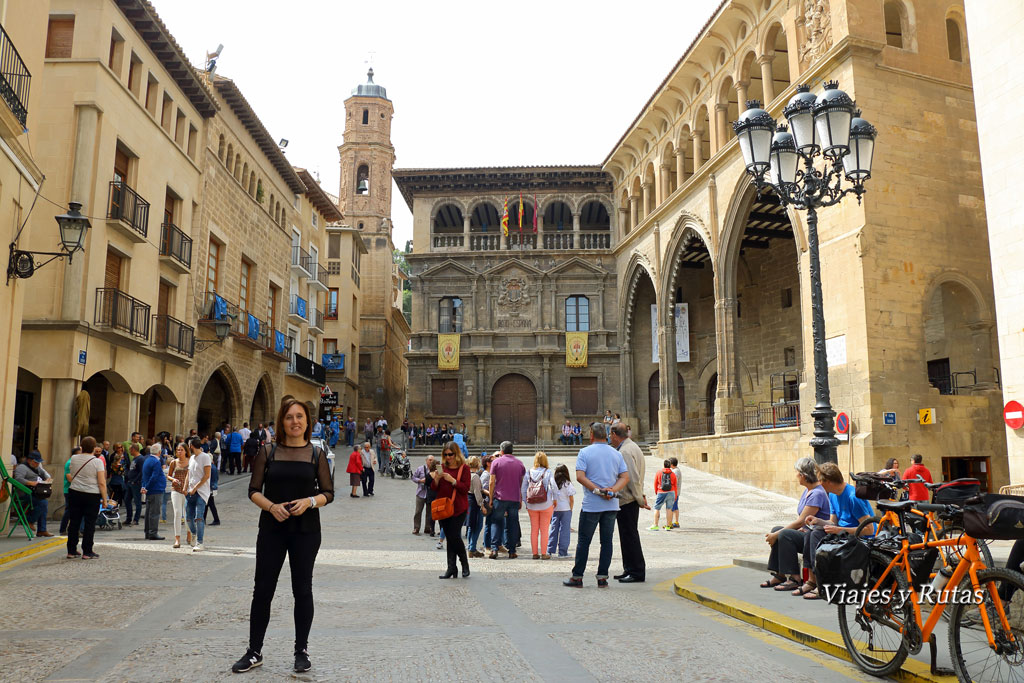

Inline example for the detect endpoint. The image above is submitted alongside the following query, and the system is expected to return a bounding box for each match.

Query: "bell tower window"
[362,109,369,125]
[356,164,369,195]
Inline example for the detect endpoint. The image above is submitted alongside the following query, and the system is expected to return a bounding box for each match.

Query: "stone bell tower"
[338,69,408,425]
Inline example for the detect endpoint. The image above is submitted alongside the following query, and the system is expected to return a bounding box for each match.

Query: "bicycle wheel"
[939,525,995,569]
[949,566,1024,683]
[855,516,881,537]
[837,549,912,676]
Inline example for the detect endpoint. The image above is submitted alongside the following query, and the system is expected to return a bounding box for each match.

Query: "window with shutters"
[324,339,337,355]
[107,29,123,73]
[127,52,142,96]
[104,250,123,290]
[569,377,599,415]
[328,233,341,259]
[239,260,251,312]
[566,296,590,332]
[206,240,221,293]
[431,379,459,415]
[359,353,371,372]
[267,286,279,328]
[439,297,462,333]
[46,17,74,58]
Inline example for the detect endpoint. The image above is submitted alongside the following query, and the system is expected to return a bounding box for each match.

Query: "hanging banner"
[651,304,690,363]
[438,334,460,370]
[566,331,588,368]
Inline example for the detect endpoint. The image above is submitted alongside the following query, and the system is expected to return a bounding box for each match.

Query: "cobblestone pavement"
[0,453,880,682]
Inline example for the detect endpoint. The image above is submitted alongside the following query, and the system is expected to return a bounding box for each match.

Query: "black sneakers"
[231,649,263,673]
[294,649,311,673]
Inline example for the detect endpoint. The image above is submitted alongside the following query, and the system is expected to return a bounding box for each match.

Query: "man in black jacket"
[124,443,145,526]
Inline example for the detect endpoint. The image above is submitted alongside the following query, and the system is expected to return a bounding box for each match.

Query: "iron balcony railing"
[292,352,327,384]
[681,415,715,437]
[0,23,30,127]
[95,288,150,339]
[314,263,329,289]
[159,222,192,269]
[199,291,239,323]
[737,402,801,431]
[152,314,195,358]
[289,294,308,321]
[108,180,150,237]
[309,308,324,331]
[291,245,312,275]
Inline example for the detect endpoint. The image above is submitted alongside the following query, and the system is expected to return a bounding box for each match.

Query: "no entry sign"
[1005,400,1024,430]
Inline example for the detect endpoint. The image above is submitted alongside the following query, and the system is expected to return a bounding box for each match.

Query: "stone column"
[542,356,551,424]
[629,195,639,230]
[475,356,487,439]
[462,214,470,251]
[692,132,704,172]
[657,320,682,441]
[736,81,749,110]
[715,103,729,153]
[661,163,673,199]
[619,207,630,238]
[621,343,634,416]
[640,183,651,222]
[63,104,100,322]
[675,150,686,187]
[714,297,743,434]
[572,211,581,249]
[758,55,775,104]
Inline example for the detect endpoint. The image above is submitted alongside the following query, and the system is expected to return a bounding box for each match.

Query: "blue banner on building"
[274,330,285,353]
[322,353,344,370]
[248,313,259,340]
[296,297,307,319]
[213,294,227,319]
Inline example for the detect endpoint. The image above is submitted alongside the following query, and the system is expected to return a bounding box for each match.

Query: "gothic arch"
[198,363,243,419]
[659,213,715,325]
[618,251,658,347]
[921,270,992,324]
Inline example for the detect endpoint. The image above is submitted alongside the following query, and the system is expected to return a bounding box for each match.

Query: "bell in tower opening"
[356,164,369,195]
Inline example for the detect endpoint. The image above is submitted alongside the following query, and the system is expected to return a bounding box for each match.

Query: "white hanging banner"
[652,304,690,363]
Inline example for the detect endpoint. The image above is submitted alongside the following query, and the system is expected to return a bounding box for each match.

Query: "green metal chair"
[0,458,35,539]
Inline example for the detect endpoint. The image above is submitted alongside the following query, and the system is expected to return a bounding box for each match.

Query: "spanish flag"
[501,196,509,237]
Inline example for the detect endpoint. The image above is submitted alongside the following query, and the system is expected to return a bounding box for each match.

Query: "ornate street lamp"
[194,318,232,352]
[733,81,877,464]
[7,201,91,283]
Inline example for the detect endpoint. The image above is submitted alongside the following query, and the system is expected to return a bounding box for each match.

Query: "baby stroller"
[96,501,122,531]
[387,448,411,479]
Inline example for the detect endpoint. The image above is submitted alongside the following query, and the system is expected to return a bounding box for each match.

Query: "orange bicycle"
[837,499,1024,681]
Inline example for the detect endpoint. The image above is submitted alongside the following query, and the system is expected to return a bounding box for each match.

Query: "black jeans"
[204,494,220,523]
[249,525,321,654]
[572,510,618,579]
[66,489,100,555]
[228,452,242,475]
[439,512,469,573]
[361,466,375,495]
[616,501,646,579]
[803,527,828,573]
[768,526,806,576]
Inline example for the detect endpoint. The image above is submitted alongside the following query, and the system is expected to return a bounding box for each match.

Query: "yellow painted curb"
[674,566,956,683]
[0,536,65,567]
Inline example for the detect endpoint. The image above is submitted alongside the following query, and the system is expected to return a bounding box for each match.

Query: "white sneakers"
[192,543,204,552]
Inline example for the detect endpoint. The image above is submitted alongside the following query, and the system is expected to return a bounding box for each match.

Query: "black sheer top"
[248,442,335,532]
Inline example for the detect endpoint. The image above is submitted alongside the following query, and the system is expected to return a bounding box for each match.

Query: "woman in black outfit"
[232,397,334,675]
[431,441,472,579]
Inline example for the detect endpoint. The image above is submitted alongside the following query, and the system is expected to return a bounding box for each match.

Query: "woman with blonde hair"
[166,442,190,548]
[466,456,486,557]
[430,441,471,578]
[521,451,557,560]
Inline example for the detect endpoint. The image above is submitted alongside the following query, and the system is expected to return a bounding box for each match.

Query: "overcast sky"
[154,0,722,248]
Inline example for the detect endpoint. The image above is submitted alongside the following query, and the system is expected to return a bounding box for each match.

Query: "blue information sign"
[78,350,87,365]
[883,412,896,426]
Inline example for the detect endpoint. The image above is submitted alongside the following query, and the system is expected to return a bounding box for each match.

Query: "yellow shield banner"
[438,334,460,370]
[566,332,588,368]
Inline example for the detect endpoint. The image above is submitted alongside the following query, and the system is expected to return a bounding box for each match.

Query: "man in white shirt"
[238,423,252,443]
[185,438,212,552]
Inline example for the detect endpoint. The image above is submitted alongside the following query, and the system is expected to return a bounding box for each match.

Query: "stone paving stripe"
[0,536,64,568]
[673,566,955,683]
[465,577,591,682]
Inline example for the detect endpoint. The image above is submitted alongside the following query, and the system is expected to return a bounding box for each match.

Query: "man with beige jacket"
[610,423,648,583]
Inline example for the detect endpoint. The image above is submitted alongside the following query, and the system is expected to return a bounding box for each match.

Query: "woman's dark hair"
[884,457,898,470]
[554,464,570,489]
[275,396,312,443]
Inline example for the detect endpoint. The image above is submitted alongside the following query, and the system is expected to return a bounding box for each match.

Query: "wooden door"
[491,374,537,443]
[104,250,122,289]
[155,282,171,345]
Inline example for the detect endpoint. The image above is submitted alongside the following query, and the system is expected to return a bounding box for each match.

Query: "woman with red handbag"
[430,442,471,579]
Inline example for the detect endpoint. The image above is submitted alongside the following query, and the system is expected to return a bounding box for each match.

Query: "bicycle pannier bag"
[964,493,1024,541]
[931,478,981,505]
[814,533,870,603]
[526,470,549,505]
[854,472,895,501]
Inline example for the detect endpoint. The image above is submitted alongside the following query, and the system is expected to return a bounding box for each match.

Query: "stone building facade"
[398,0,1008,497]
[338,71,409,427]
[396,167,616,444]
[965,0,1024,484]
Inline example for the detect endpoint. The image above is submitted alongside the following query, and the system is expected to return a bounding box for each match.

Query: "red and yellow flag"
[518,192,523,232]
[501,196,509,236]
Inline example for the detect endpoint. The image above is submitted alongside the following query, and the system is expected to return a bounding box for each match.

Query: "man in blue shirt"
[564,423,629,588]
[802,463,875,599]
[225,425,243,475]
[140,445,166,540]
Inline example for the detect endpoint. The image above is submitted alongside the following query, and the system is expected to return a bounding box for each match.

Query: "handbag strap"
[70,455,98,484]
[448,465,466,502]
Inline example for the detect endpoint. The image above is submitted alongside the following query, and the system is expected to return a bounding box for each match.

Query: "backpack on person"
[660,469,673,493]
[526,469,549,505]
